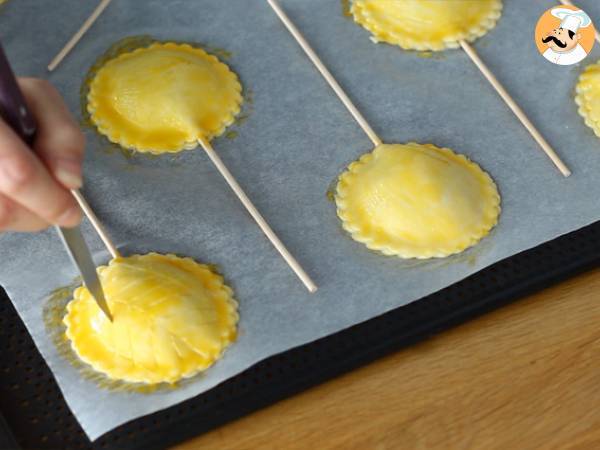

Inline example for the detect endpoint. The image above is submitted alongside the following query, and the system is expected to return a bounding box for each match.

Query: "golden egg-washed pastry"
[575,60,600,138]
[351,0,503,51]
[335,143,500,259]
[64,253,238,384]
[87,42,242,153]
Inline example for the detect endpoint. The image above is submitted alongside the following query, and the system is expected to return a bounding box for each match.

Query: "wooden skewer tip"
[198,137,317,293]
[459,40,571,177]
[47,0,113,72]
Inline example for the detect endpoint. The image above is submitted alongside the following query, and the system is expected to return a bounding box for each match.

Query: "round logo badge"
[535,4,596,66]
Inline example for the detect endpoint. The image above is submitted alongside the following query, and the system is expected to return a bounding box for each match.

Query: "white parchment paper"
[1,0,600,440]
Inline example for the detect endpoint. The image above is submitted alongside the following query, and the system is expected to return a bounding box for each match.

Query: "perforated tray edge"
[1,220,599,450]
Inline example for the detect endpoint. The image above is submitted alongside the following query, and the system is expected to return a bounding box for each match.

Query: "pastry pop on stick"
[560,0,600,44]
[350,0,570,177]
[86,42,317,292]
[64,252,239,384]
[268,0,500,259]
[48,0,112,71]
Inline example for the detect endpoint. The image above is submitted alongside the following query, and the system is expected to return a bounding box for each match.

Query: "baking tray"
[1,219,599,450]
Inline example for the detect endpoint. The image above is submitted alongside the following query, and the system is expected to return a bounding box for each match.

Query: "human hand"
[0,78,84,232]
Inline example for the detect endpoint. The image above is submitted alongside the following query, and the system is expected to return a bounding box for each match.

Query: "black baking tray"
[1,220,599,450]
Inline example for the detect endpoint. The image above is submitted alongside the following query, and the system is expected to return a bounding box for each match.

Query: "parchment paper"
[1,0,600,440]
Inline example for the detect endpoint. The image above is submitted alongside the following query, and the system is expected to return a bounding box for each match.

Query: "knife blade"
[56,226,112,321]
[0,42,112,320]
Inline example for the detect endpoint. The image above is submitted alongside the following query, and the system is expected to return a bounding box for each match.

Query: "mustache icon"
[542,35,568,48]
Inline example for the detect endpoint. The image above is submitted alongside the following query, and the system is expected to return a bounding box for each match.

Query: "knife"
[0,42,112,321]
[56,226,112,321]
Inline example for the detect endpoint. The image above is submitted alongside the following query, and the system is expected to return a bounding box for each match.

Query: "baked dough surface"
[335,143,501,258]
[64,253,238,384]
[87,42,242,153]
[351,0,503,51]
[575,60,600,138]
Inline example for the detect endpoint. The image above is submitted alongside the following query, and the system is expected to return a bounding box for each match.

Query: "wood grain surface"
[174,268,600,450]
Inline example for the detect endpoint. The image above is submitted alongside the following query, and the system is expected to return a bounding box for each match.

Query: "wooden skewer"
[198,136,318,293]
[47,0,112,72]
[267,0,382,147]
[71,189,120,259]
[269,0,569,177]
[559,0,600,44]
[459,39,571,177]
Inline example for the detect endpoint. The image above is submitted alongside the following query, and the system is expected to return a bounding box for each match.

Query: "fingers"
[0,118,81,227]
[0,78,84,232]
[0,193,48,232]
[18,78,85,189]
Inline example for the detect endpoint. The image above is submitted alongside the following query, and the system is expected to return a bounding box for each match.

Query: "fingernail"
[55,160,82,189]
[56,206,82,227]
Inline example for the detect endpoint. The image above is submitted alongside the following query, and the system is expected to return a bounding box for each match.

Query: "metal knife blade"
[55,226,112,321]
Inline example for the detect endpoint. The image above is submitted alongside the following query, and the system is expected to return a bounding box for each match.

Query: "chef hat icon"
[551,8,593,33]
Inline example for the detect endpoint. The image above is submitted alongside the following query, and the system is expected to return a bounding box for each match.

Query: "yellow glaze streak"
[87,42,243,153]
[575,60,600,139]
[335,143,501,259]
[351,0,502,51]
[63,253,239,384]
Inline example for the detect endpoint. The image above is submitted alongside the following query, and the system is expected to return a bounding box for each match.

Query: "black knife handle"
[0,42,37,147]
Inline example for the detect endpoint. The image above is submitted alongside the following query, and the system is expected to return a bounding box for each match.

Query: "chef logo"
[535,5,595,66]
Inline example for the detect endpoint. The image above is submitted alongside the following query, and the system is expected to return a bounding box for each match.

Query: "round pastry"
[575,60,600,138]
[335,143,501,259]
[63,253,239,384]
[87,42,243,153]
[351,0,503,51]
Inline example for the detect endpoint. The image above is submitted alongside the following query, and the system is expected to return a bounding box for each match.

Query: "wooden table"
[174,268,600,450]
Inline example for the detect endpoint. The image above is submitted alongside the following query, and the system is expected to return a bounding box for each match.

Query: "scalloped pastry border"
[335,143,501,259]
[351,0,503,51]
[87,42,243,154]
[575,60,600,138]
[63,252,239,385]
